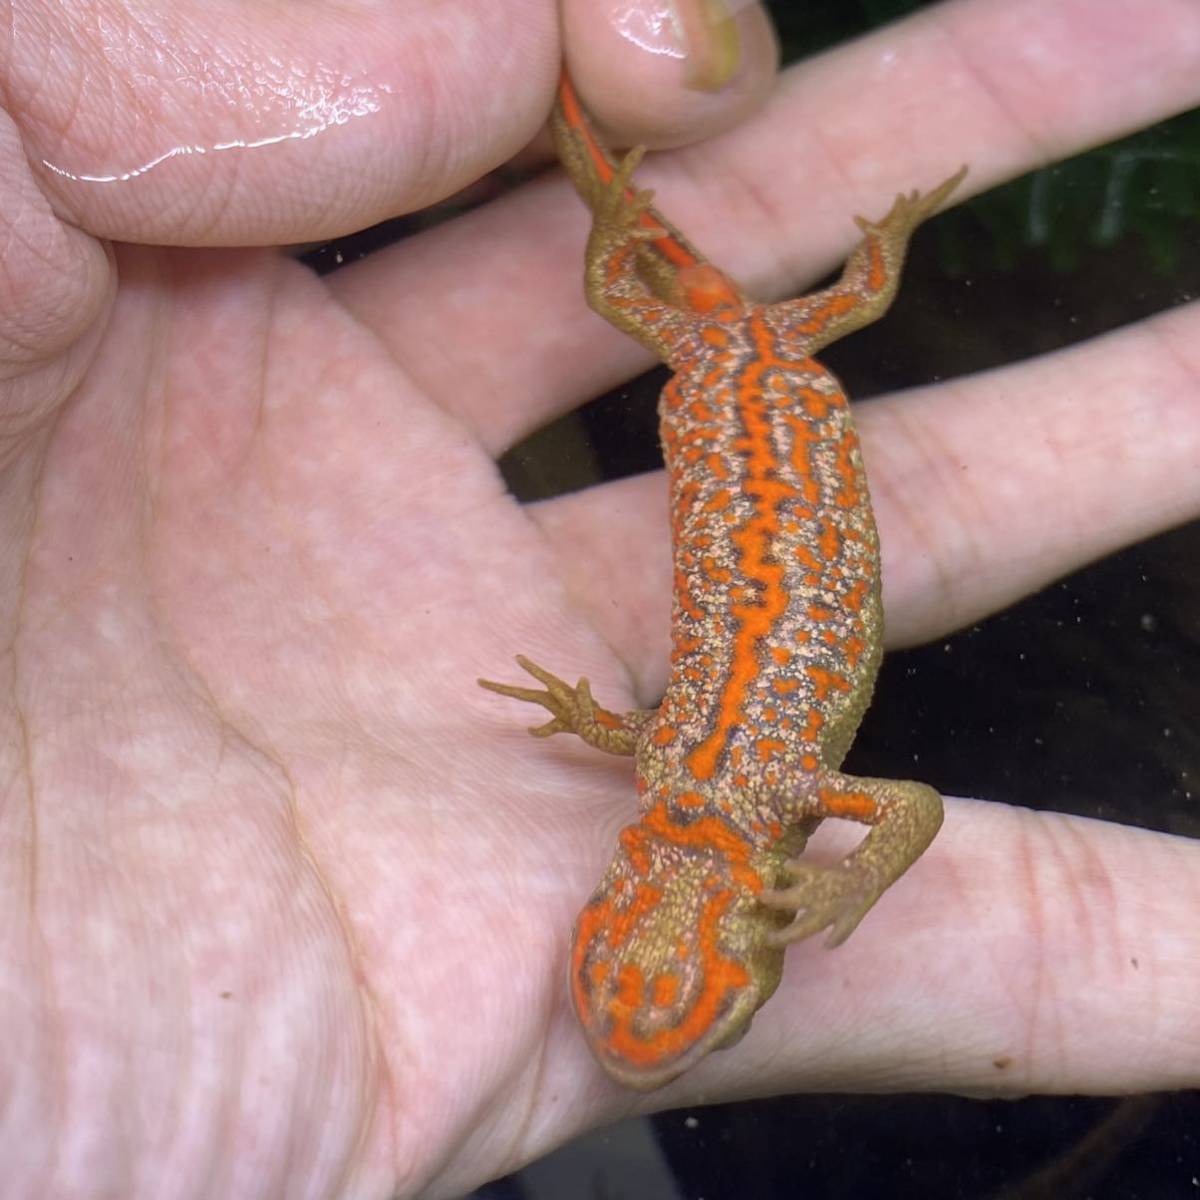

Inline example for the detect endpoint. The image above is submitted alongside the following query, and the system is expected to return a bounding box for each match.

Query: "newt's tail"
[552,71,708,287]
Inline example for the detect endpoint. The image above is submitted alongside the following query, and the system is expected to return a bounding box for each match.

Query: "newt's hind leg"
[552,72,710,289]
[575,147,703,362]
[478,655,655,756]
[760,772,943,947]
[767,166,967,357]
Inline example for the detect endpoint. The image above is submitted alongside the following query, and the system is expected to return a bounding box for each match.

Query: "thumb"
[0,106,112,445]
[9,0,558,246]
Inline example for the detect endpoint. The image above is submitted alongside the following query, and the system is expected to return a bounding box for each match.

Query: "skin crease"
[0,0,1198,1198]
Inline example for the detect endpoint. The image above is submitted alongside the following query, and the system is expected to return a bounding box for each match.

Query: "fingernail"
[669,0,744,92]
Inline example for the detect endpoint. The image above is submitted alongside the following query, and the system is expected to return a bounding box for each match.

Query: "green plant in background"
[940,110,1200,275]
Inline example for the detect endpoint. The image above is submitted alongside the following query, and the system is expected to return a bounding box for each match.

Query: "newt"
[480,72,962,1090]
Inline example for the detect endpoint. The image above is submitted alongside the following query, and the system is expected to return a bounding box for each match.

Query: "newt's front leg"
[478,656,655,756]
[762,773,944,947]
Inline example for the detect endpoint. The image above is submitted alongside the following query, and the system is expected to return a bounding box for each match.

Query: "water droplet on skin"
[40,70,391,184]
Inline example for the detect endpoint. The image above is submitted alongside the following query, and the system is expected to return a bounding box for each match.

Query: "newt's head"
[569,831,784,1090]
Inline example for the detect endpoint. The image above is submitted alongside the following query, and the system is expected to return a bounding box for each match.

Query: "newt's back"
[647,308,883,803]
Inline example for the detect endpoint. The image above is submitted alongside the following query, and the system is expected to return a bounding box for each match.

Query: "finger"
[863,302,1200,647]
[668,798,1200,1099]
[13,0,558,245]
[331,0,1200,457]
[561,0,779,144]
[529,300,1200,694]
[527,474,671,701]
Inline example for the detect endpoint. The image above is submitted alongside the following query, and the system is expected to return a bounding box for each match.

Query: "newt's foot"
[478,655,599,739]
[759,860,884,949]
[593,146,667,252]
[479,656,650,755]
[855,164,968,243]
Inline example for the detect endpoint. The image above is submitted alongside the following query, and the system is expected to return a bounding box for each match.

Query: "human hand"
[1,1,1197,1198]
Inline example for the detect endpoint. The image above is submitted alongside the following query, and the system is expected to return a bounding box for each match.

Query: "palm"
[23,236,637,1189]
[4,1,1200,1197]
